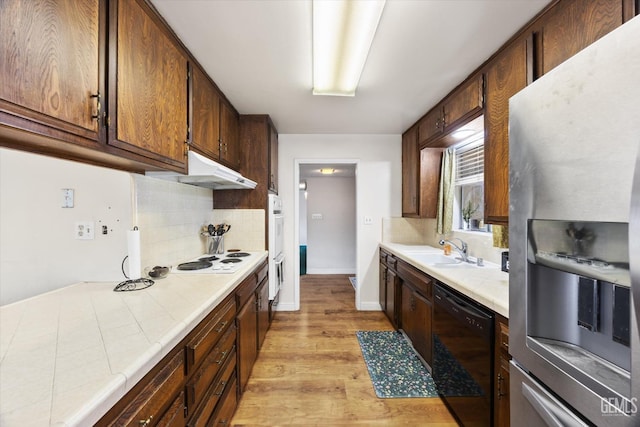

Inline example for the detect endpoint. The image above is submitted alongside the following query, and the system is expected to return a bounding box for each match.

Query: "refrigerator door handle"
[522,382,586,427]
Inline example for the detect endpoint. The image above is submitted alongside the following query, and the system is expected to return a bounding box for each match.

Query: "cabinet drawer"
[497,319,509,356]
[209,376,238,426]
[236,273,258,308]
[386,255,397,271]
[379,251,388,265]
[187,348,237,427]
[156,389,186,427]
[108,350,185,426]
[256,260,268,285]
[397,260,433,300]
[186,325,236,410]
[186,298,235,373]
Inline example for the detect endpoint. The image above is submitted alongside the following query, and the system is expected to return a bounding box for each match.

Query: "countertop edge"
[379,243,509,318]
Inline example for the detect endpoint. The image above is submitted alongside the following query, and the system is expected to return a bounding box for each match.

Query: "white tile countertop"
[0,252,267,427]
[379,243,509,318]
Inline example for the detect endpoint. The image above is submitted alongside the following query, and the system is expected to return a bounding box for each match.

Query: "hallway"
[231,274,457,426]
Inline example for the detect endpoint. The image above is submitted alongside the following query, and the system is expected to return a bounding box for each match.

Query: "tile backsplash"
[0,147,271,306]
[210,209,266,252]
[134,175,214,269]
[382,216,506,265]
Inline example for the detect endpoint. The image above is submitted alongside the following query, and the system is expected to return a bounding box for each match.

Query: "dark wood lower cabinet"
[400,281,433,366]
[494,315,510,427]
[97,260,269,426]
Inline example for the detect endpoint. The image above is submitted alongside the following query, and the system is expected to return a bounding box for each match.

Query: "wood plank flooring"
[231,274,458,426]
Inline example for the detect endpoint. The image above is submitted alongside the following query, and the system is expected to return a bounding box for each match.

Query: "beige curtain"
[436,148,456,234]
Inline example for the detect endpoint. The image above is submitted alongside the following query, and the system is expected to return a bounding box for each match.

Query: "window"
[454,133,489,232]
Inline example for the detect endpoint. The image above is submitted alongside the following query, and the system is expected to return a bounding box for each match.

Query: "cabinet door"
[0,0,104,144]
[219,101,239,169]
[442,75,484,130]
[385,269,397,328]
[268,123,278,193]
[257,277,270,350]
[537,0,624,76]
[417,107,444,146]
[190,64,221,160]
[111,0,188,170]
[484,35,531,225]
[401,283,432,365]
[237,293,258,394]
[494,316,510,427]
[401,127,420,217]
[379,262,387,313]
[419,147,443,219]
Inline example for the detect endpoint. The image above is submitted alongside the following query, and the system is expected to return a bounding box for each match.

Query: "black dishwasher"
[433,283,494,426]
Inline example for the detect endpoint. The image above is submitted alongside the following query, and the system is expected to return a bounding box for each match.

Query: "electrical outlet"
[364,216,373,225]
[75,221,95,240]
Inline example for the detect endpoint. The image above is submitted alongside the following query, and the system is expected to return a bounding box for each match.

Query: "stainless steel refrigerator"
[509,15,640,427]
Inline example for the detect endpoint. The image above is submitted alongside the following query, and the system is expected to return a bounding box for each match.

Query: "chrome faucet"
[439,238,470,263]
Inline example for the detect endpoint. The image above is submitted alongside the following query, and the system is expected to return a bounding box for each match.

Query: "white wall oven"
[268,194,284,304]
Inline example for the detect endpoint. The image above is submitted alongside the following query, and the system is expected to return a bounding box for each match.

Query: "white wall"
[278,134,402,311]
[0,148,217,306]
[0,148,133,305]
[306,176,356,274]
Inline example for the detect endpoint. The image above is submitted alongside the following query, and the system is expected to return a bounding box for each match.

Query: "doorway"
[295,161,358,304]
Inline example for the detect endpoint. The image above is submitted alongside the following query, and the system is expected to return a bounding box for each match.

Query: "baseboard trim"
[305,268,357,275]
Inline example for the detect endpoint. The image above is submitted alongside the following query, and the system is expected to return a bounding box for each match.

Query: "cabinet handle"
[214,350,228,365]
[215,320,228,333]
[90,92,101,122]
[214,380,227,396]
[138,415,153,426]
[497,372,506,399]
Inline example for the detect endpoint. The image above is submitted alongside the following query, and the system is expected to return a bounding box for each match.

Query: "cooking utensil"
[207,224,215,236]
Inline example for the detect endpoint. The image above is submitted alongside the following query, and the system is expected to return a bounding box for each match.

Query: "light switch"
[311,213,323,220]
[62,188,74,208]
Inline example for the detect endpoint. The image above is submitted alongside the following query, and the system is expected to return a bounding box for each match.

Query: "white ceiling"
[300,163,357,178]
[150,0,550,135]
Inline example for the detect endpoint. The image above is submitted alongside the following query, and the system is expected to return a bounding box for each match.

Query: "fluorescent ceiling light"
[312,0,386,96]
[320,168,335,175]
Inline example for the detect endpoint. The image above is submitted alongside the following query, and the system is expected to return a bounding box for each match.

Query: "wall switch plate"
[363,216,373,225]
[75,221,94,240]
[311,213,323,220]
[61,188,74,208]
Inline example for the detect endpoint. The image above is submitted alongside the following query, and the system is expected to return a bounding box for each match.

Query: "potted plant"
[462,200,478,229]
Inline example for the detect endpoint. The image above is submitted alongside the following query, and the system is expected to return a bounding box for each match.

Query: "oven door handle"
[522,382,585,427]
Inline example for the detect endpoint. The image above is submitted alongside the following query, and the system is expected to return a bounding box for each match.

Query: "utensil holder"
[208,236,224,254]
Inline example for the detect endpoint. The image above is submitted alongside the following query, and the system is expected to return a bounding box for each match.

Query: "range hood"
[146,151,257,190]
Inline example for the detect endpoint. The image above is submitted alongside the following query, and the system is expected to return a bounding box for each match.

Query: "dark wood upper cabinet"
[268,123,278,193]
[417,74,483,147]
[401,126,420,217]
[109,0,188,172]
[190,63,221,160]
[219,100,240,169]
[483,35,533,225]
[0,0,106,150]
[535,0,626,77]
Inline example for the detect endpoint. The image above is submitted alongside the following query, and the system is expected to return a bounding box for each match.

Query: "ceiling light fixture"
[312,0,386,96]
[319,168,335,175]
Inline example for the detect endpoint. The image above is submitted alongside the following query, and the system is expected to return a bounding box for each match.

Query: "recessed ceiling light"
[312,0,386,96]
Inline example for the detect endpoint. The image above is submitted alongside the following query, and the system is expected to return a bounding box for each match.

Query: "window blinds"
[455,141,484,185]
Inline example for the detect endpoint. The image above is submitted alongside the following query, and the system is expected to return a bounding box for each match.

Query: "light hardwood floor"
[231,274,458,426]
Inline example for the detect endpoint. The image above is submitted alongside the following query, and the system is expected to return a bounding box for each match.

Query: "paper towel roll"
[127,228,141,279]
